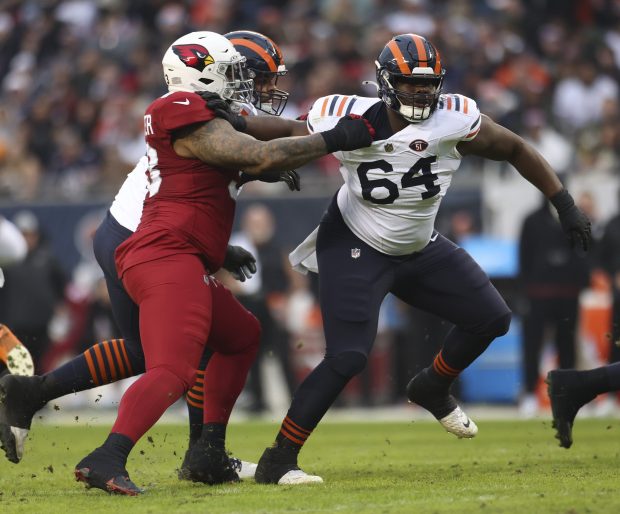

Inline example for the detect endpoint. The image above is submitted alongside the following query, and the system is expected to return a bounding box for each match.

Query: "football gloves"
[550,189,592,252]
[198,91,247,132]
[320,114,375,153]
[223,245,256,282]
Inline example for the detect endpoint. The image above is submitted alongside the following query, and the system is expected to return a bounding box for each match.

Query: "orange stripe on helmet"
[463,97,468,114]
[387,39,411,75]
[433,47,442,74]
[409,34,428,66]
[230,38,277,72]
[263,33,284,64]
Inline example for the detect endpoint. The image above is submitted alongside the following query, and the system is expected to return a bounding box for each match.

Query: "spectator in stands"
[521,109,574,176]
[552,58,619,134]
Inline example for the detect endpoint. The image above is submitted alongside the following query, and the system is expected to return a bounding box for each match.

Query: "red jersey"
[115,91,239,278]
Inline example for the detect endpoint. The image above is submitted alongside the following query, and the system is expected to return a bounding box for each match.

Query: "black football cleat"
[74,450,143,495]
[0,374,45,463]
[181,439,240,485]
[255,446,323,485]
[178,444,257,481]
[407,368,478,438]
[546,369,597,449]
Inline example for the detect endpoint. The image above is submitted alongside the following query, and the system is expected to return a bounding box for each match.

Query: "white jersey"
[0,217,27,266]
[109,155,149,232]
[306,93,481,256]
[109,102,259,232]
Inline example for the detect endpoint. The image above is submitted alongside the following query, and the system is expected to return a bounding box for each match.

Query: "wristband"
[549,189,574,213]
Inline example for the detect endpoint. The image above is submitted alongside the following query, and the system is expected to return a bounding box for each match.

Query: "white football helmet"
[162,31,253,103]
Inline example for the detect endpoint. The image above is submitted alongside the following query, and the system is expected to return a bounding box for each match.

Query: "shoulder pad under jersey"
[306,95,380,134]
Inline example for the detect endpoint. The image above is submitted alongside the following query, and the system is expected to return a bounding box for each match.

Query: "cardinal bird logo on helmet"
[172,44,215,72]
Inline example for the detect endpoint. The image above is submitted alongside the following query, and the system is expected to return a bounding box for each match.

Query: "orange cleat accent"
[0,325,34,376]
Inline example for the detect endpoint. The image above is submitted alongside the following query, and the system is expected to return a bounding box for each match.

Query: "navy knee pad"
[325,351,368,378]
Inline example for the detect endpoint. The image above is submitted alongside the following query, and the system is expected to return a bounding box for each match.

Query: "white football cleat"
[438,405,478,438]
[230,458,258,480]
[0,325,34,376]
[255,446,324,485]
[277,469,323,485]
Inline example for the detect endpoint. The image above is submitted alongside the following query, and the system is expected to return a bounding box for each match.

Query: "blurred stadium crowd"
[0,0,618,200]
[1,0,620,415]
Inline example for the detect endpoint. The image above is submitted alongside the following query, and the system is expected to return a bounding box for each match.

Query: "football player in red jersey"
[0,30,311,484]
[64,30,373,495]
[0,31,298,481]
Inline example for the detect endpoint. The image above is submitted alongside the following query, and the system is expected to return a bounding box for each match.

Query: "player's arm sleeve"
[458,96,482,142]
[439,95,482,158]
[0,217,27,265]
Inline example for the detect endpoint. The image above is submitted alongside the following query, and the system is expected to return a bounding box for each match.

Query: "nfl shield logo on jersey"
[351,248,361,259]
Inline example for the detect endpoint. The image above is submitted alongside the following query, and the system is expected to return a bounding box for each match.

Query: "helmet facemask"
[249,67,289,116]
[214,59,254,104]
[377,65,444,123]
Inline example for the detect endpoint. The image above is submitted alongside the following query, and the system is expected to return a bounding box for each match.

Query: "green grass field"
[0,418,619,513]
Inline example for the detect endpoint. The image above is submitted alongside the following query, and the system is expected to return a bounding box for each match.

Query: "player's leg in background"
[181,279,260,484]
[520,298,547,418]
[74,253,211,493]
[256,203,393,484]
[547,361,620,448]
[393,234,511,437]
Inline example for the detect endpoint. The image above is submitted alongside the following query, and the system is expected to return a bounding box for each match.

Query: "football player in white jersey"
[238,33,592,485]
[0,31,299,481]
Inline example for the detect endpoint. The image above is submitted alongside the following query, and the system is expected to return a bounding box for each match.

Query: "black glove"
[223,245,257,282]
[197,91,247,132]
[237,170,301,192]
[320,114,375,153]
[549,188,592,252]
